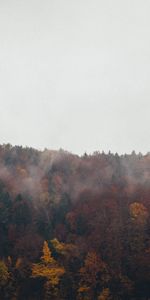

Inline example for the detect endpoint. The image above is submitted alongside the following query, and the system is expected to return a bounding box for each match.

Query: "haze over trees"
[0,144,149,299]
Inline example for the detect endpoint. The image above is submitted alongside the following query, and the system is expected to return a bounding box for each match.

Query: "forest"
[0,144,149,299]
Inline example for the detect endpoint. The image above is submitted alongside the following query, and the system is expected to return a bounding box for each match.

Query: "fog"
[0,0,149,154]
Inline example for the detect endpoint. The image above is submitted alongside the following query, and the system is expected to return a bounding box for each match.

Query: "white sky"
[0,0,150,155]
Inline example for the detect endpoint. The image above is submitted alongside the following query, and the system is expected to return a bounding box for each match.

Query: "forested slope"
[0,144,149,299]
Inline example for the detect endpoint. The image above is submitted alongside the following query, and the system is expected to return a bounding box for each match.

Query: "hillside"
[0,144,149,299]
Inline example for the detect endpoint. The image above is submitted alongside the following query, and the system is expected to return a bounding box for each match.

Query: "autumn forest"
[0,144,149,299]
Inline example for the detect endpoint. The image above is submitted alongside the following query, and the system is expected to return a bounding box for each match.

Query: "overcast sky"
[0,0,149,155]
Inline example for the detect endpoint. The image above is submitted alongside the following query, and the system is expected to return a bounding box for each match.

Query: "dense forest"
[0,144,149,299]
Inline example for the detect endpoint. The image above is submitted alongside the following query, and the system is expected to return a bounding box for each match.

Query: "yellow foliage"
[32,240,65,287]
[32,263,65,286]
[0,260,9,286]
[51,238,66,254]
[41,241,55,264]
[78,286,90,293]
[129,202,148,224]
[51,238,78,258]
